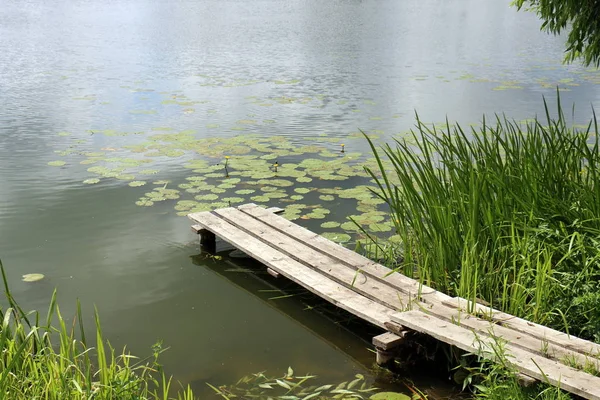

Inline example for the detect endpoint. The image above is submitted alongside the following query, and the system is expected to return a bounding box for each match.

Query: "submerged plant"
[207,367,416,400]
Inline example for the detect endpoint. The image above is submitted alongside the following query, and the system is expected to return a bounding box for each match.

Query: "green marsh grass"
[0,258,196,400]
[365,95,600,341]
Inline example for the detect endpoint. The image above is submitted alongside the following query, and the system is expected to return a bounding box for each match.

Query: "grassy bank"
[362,96,600,397]
[366,97,600,341]
[0,259,198,399]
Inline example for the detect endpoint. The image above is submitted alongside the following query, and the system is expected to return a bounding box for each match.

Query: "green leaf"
[276,379,291,389]
[369,393,411,400]
[22,273,45,282]
[301,392,322,400]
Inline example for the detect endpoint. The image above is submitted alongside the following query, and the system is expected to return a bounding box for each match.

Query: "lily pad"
[222,197,245,204]
[22,273,45,282]
[135,198,154,207]
[321,232,351,243]
[195,194,219,201]
[48,160,66,167]
[250,195,270,202]
[83,178,100,184]
[296,176,313,183]
[128,181,147,187]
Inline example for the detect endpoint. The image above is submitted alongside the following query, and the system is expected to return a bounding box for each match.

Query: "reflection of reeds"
[0,258,197,399]
[364,93,600,339]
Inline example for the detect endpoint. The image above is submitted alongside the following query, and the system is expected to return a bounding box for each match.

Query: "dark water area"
[1,0,599,397]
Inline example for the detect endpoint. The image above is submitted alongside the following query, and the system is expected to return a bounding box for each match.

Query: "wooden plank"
[394,311,600,400]
[187,211,396,328]
[446,297,600,359]
[267,268,280,278]
[384,321,407,337]
[190,224,204,234]
[517,373,536,387]
[394,303,600,372]
[212,207,416,312]
[237,203,450,305]
[373,332,405,350]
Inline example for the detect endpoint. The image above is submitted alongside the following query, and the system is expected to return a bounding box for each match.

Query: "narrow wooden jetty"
[189,203,600,400]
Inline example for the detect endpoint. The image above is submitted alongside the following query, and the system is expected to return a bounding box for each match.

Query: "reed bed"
[365,97,600,341]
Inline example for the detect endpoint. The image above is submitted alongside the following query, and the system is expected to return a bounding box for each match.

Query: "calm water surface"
[1,0,600,396]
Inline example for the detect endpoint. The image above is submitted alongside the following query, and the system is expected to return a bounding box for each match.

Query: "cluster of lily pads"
[48,129,403,245]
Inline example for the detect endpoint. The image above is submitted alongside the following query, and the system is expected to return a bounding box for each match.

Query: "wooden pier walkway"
[189,203,600,400]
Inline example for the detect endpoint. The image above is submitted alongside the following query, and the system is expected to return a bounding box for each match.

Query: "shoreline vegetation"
[0,258,409,399]
[360,94,600,398]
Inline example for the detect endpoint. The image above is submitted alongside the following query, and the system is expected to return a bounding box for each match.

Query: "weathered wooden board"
[373,332,405,350]
[189,204,600,398]
[211,207,416,311]
[394,311,600,400]
[395,302,600,372]
[188,211,396,328]
[237,203,450,305]
[446,297,600,359]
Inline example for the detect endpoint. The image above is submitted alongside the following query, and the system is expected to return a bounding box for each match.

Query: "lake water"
[1,0,600,397]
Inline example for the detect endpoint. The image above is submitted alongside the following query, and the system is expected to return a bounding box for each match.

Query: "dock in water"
[189,203,600,400]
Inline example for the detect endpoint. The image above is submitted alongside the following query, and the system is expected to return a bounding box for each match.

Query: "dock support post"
[191,225,216,250]
[373,331,406,367]
[199,229,216,248]
[375,348,396,367]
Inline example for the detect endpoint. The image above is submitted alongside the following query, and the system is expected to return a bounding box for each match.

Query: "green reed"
[365,95,600,339]
[0,258,196,400]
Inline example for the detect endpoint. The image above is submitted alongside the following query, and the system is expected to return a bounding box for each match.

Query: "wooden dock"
[189,203,600,400]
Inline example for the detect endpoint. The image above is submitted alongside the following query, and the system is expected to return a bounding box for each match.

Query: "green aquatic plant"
[51,129,402,246]
[129,181,147,187]
[209,368,390,399]
[21,273,44,282]
[364,94,600,339]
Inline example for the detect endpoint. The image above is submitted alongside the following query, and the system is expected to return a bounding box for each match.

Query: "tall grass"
[365,95,600,340]
[0,258,196,400]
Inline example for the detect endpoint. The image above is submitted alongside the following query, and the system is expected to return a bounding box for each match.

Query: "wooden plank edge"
[237,203,451,305]
[402,302,600,373]
[190,224,205,234]
[194,212,396,328]
[212,207,417,312]
[445,297,600,358]
[267,268,280,278]
[394,311,600,400]
[373,332,406,350]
